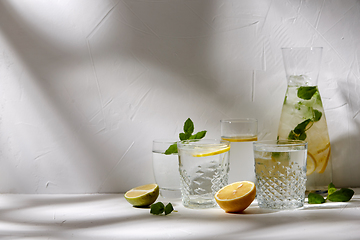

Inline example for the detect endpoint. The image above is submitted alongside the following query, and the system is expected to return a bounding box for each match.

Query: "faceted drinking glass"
[177,139,230,209]
[253,140,307,210]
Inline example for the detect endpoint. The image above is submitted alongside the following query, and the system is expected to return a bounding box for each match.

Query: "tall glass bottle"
[277,47,332,193]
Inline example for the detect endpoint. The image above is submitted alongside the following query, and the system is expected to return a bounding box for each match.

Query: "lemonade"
[254,140,307,209]
[221,135,258,183]
[278,84,331,192]
[278,47,331,193]
[220,119,258,184]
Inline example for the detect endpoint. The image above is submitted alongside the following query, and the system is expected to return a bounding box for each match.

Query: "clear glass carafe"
[277,47,332,193]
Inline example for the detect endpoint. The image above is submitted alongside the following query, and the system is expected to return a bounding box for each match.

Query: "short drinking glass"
[221,118,258,183]
[152,139,181,198]
[253,140,307,210]
[177,139,230,209]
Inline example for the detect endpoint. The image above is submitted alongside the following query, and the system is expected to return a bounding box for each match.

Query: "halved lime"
[124,183,159,207]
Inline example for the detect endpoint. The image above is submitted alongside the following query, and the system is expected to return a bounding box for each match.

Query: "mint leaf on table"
[308,192,325,204]
[297,86,318,100]
[164,118,207,155]
[150,202,165,215]
[308,183,355,204]
[164,203,174,215]
[327,188,354,202]
[328,182,337,196]
[150,202,174,215]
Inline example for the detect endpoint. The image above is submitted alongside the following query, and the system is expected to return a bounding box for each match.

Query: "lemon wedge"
[124,183,159,207]
[192,145,230,157]
[215,181,256,213]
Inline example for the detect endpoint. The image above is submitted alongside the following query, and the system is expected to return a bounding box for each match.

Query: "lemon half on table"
[124,183,159,207]
[215,181,256,213]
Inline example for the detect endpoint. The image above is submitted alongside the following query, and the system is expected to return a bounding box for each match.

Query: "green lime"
[124,183,159,207]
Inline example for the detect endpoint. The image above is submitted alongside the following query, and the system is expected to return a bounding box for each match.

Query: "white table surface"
[0,189,359,240]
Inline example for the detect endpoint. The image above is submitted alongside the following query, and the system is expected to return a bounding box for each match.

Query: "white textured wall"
[0,0,359,193]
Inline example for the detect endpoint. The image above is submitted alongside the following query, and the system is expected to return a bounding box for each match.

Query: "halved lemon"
[215,181,256,213]
[124,183,159,207]
[192,145,230,157]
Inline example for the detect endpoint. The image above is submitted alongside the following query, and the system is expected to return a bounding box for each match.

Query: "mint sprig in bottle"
[277,47,332,194]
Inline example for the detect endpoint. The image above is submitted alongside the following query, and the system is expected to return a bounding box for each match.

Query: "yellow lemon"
[215,181,256,213]
[124,183,159,207]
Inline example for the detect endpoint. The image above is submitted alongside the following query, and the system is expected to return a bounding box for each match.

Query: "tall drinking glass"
[177,139,230,209]
[221,119,258,184]
[278,47,332,193]
[152,139,181,199]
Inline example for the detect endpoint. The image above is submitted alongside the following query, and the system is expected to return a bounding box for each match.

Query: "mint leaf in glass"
[327,188,354,202]
[150,202,165,215]
[294,119,312,134]
[183,118,194,135]
[313,109,322,122]
[189,130,207,140]
[308,192,325,204]
[288,119,312,140]
[164,203,174,215]
[297,86,318,100]
[164,143,177,155]
[179,132,191,141]
[164,118,206,154]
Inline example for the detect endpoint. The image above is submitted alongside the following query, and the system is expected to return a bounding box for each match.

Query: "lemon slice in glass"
[192,145,230,157]
[124,183,159,207]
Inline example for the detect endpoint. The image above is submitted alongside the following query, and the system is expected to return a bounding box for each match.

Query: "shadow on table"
[0,194,359,239]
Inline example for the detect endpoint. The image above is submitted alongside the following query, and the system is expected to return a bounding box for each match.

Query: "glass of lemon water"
[152,139,181,199]
[220,118,258,184]
[254,140,307,210]
[177,139,230,209]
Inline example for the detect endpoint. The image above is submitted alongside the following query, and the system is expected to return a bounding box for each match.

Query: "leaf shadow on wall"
[0,1,245,192]
[328,80,360,188]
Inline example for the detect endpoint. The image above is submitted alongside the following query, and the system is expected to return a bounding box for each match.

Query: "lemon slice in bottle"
[306,152,317,176]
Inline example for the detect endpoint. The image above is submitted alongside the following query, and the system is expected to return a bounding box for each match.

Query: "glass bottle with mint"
[277,47,332,194]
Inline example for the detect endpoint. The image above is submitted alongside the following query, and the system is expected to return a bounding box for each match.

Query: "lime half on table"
[124,183,159,207]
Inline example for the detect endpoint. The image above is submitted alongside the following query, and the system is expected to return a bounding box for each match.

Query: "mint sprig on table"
[164,118,207,155]
[150,202,174,215]
[308,183,354,204]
